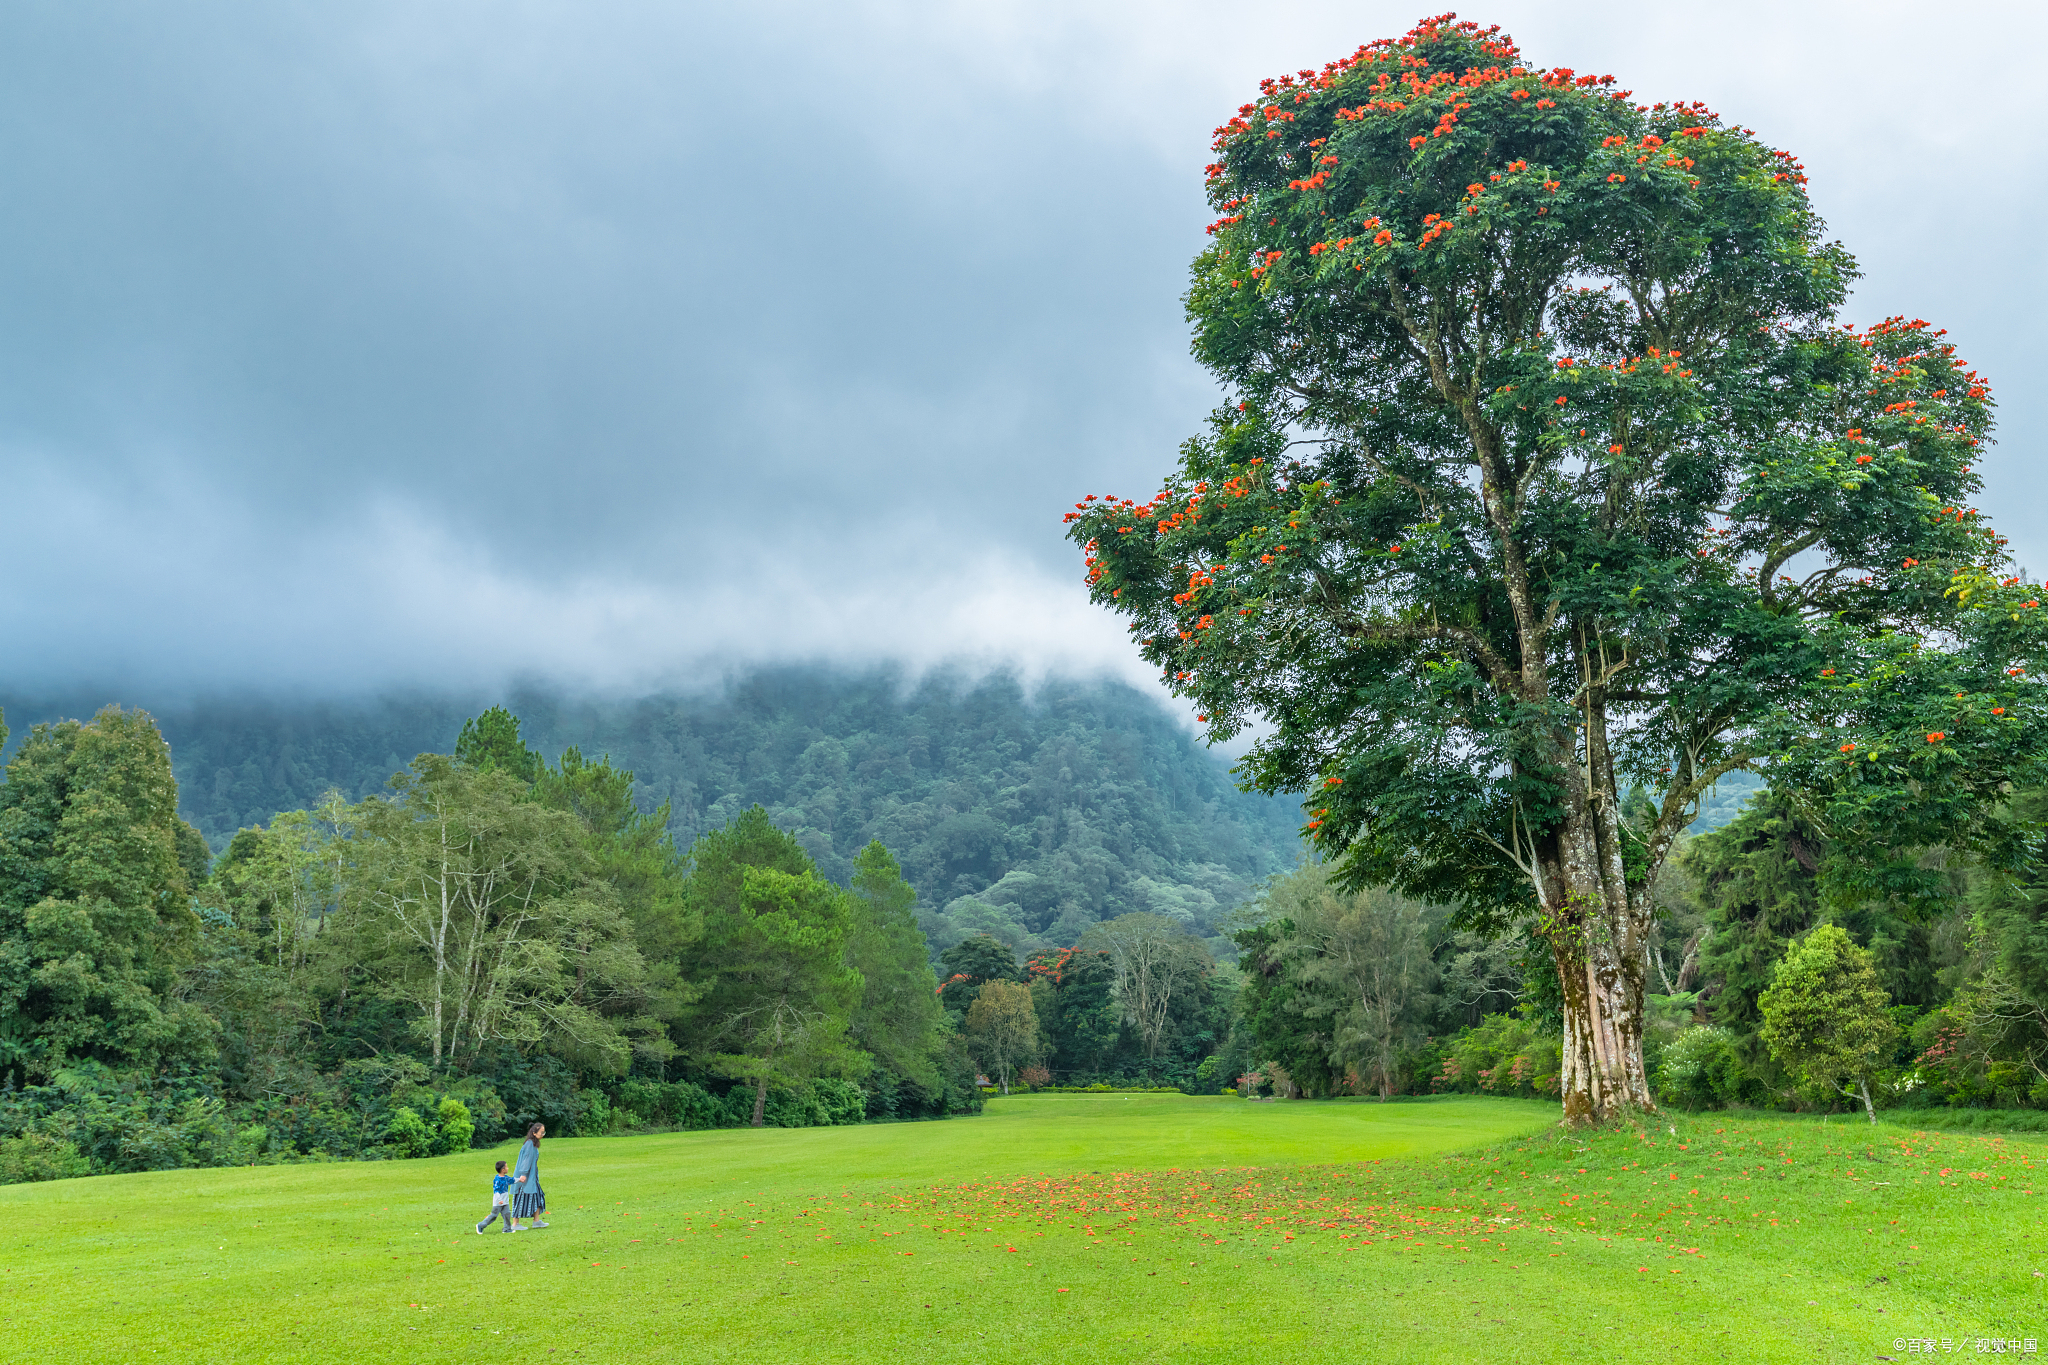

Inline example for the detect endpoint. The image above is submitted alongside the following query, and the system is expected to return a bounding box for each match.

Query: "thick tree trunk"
[1553,924,1655,1124]
[1533,645,1659,1125]
[1449,391,1664,1127]
[1546,830,1656,1125]
[751,1078,768,1128]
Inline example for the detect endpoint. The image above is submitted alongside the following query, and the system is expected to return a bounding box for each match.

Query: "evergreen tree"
[936,934,1022,1014]
[532,745,702,1032]
[681,813,865,1126]
[454,705,543,783]
[1026,946,1126,1082]
[0,708,216,1078]
[1685,799,1824,1029]
[845,842,946,1092]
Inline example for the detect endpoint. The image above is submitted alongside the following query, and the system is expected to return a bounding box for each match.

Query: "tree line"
[8,694,2042,1188]
[5,668,1303,967]
[0,705,980,1183]
[1221,787,2048,1127]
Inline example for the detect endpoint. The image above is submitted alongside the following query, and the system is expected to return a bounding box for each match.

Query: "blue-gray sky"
[2,1,2040,696]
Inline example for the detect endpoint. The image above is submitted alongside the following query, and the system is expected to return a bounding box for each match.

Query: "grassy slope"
[4,1095,2043,1363]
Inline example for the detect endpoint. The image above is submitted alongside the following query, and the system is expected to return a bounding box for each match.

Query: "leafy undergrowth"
[3,1098,2043,1363]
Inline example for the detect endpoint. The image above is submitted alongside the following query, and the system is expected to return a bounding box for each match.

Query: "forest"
[1234,797,2048,1126]
[0,701,1004,1182]
[2,676,2046,1188]
[1,669,1302,965]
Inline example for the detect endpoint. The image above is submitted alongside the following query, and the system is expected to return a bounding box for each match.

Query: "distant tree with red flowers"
[1067,14,2048,1124]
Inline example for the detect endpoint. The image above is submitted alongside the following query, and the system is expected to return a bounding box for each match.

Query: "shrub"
[434,1079,507,1144]
[616,1079,728,1130]
[1429,1015,1561,1099]
[1657,1027,1742,1110]
[0,1133,89,1184]
[225,1124,270,1165]
[718,1088,757,1127]
[810,1079,866,1126]
[432,1098,474,1154]
[384,1106,434,1158]
[1879,1108,2048,1134]
[573,1089,612,1137]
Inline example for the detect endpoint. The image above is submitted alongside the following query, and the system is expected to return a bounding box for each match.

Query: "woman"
[509,1122,549,1230]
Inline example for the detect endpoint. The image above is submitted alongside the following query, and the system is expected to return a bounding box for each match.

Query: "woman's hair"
[495,1160,508,1173]
[525,1122,545,1142]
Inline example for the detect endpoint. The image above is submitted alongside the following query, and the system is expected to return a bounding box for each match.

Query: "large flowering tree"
[1066,14,2047,1123]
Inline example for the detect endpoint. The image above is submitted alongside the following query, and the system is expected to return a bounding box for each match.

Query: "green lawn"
[5,1093,2044,1362]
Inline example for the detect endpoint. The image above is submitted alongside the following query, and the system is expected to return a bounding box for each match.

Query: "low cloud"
[1,0,2041,697]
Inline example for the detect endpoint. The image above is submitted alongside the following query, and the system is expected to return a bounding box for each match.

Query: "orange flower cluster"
[1206,15,1603,158]
[1767,148,1810,186]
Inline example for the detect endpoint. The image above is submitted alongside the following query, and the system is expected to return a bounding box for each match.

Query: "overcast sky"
[2,1,2040,700]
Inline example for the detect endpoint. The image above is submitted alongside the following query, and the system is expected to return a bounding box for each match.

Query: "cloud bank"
[1,0,2040,696]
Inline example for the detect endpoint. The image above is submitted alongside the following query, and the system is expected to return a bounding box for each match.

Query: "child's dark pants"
[478,1202,512,1231]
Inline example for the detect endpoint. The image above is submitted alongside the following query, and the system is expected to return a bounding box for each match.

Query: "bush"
[1657,1026,1739,1110]
[432,1098,474,1154]
[810,1079,866,1126]
[433,1079,507,1144]
[0,1132,89,1184]
[760,1086,823,1128]
[384,1106,434,1158]
[573,1089,612,1137]
[615,1079,728,1130]
[230,1125,270,1164]
[1429,1015,1562,1099]
[471,1047,578,1140]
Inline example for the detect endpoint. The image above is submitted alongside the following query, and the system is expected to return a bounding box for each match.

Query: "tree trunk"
[751,1077,768,1128]
[1548,865,1656,1125]
[1858,1077,1877,1124]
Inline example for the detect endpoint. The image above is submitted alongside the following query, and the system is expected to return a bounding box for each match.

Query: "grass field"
[5,1093,2045,1363]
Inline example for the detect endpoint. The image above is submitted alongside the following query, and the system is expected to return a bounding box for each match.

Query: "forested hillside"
[1,670,1306,960]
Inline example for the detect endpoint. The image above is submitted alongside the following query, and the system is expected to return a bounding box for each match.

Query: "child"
[475,1160,517,1234]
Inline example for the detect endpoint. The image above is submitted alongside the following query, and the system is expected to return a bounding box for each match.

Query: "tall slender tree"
[845,842,946,1090]
[1081,913,1209,1060]
[1067,15,2046,1121]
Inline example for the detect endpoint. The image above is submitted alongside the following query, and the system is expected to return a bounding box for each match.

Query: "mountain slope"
[2,669,1306,957]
